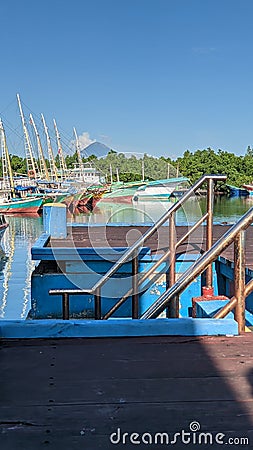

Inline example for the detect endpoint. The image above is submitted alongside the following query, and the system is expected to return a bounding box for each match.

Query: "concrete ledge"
[0,318,238,339]
[195,300,234,318]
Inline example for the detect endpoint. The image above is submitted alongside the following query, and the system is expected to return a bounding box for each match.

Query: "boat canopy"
[145,177,189,186]
[15,185,37,192]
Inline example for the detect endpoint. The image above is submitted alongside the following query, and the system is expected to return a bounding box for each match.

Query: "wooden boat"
[133,177,189,201]
[242,184,253,196]
[98,181,146,204]
[69,191,94,214]
[0,196,43,214]
[227,184,249,197]
[0,117,43,214]
[99,186,139,204]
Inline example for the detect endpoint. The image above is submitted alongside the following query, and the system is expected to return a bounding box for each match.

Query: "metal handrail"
[141,206,253,333]
[214,277,253,319]
[102,212,209,319]
[50,174,226,306]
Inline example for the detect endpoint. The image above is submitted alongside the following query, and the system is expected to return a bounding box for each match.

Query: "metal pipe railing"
[49,175,226,311]
[141,206,253,319]
[234,230,246,333]
[88,175,226,294]
[205,178,214,286]
[167,212,177,317]
[102,212,208,319]
[214,277,253,319]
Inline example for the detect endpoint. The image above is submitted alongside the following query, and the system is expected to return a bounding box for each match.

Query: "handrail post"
[205,177,214,288]
[167,212,179,317]
[132,252,139,318]
[62,293,69,320]
[234,230,246,333]
[94,287,101,320]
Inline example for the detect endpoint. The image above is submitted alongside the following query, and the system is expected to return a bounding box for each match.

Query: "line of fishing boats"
[0,176,190,215]
[0,94,190,215]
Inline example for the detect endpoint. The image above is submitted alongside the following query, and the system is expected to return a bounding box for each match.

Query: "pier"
[1,334,253,449]
[50,223,253,268]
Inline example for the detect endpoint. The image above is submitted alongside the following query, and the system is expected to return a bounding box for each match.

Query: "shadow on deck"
[1,330,253,449]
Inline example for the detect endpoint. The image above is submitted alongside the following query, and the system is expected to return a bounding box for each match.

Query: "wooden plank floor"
[49,225,253,269]
[1,334,253,449]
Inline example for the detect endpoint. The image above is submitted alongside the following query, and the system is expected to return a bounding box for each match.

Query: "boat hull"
[133,177,189,201]
[227,185,249,197]
[0,197,43,214]
[99,187,138,204]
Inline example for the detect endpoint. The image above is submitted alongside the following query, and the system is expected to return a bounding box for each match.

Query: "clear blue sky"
[1,0,253,159]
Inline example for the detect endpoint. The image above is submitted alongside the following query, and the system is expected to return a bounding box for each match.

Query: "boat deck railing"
[48,174,253,330]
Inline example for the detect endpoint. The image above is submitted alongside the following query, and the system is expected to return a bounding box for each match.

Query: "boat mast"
[16,94,40,179]
[116,167,120,182]
[109,164,113,184]
[29,114,50,181]
[142,159,145,182]
[41,114,58,181]
[53,119,67,180]
[167,163,170,179]
[0,118,15,195]
[73,127,84,179]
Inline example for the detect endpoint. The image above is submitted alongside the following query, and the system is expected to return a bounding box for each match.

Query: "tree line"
[3,146,253,191]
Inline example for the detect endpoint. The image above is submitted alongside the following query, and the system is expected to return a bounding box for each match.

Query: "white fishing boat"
[132,177,189,201]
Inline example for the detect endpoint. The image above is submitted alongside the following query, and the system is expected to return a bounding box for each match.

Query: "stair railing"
[49,174,226,319]
[141,207,253,333]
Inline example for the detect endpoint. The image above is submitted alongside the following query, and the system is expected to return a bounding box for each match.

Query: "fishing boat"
[97,181,146,204]
[241,184,253,196]
[227,184,249,197]
[0,196,43,214]
[133,177,189,201]
[99,186,140,204]
[0,118,44,214]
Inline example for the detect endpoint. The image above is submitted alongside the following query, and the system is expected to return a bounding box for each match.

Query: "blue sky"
[1,0,253,158]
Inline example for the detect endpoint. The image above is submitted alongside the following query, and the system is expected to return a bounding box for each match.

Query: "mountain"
[80,141,114,158]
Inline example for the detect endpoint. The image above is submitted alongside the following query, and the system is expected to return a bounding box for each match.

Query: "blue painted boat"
[226,184,249,197]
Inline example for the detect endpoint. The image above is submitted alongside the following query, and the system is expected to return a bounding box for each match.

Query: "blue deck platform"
[0,218,246,337]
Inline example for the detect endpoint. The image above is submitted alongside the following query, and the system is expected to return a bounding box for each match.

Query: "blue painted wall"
[30,249,218,320]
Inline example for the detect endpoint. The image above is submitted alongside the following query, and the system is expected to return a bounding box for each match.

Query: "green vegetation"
[83,147,253,190]
[92,151,178,182]
[3,147,253,191]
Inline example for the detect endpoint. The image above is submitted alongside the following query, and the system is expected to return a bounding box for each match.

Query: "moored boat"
[99,186,139,204]
[227,184,249,197]
[0,196,43,214]
[97,181,146,204]
[242,184,253,196]
[133,177,189,201]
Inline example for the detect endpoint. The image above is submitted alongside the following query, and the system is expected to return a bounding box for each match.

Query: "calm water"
[1,195,253,320]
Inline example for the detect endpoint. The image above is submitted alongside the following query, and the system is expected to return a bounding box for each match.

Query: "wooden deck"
[1,334,253,449]
[49,224,253,269]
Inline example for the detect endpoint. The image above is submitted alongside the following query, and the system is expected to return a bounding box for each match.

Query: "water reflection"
[0,215,43,320]
[71,196,205,226]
